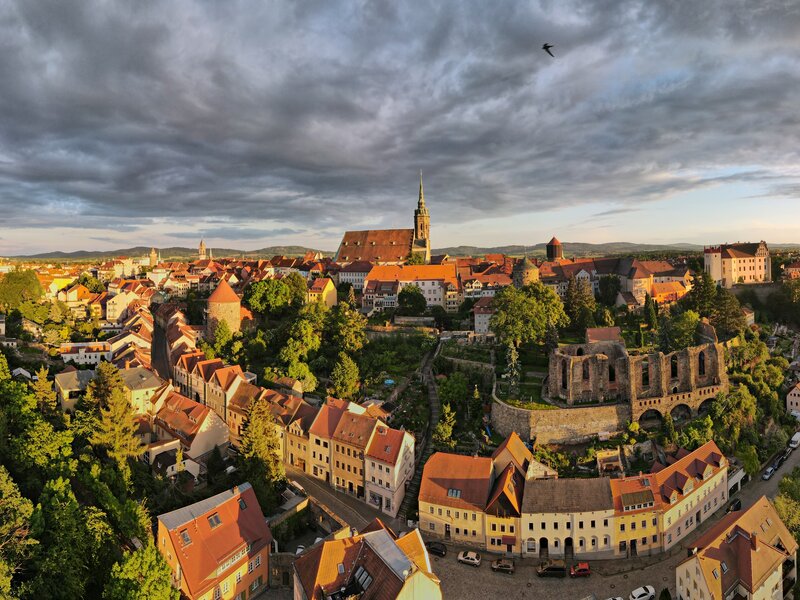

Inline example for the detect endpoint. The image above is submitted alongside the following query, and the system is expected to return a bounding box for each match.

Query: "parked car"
[783,447,793,461]
[629,585,656,600]
[425,541,447,557]
[774,456,785,469]
[727,498,742,513]
[457,551,481,567]
[490,558,515,574]
[763,466,776,480]
[570,562,591,577]
[537,559,567,578]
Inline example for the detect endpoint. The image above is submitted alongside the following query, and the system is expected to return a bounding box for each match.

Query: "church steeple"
[199,239,206,261]
[418,170,427,212]
[413,172,431,260]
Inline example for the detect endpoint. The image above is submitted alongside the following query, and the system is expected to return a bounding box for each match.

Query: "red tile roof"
[419,452,493,511]
[207,279,240,304]
[332,412,378,450]
[365,425,409,466]
[337,229,414,263]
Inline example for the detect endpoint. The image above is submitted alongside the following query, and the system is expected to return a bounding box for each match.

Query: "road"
[151,321,171,381]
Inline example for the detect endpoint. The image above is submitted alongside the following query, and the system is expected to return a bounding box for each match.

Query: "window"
[641,520,646,529]
[354,565,373,591]
[472,513,476,522]
[603,519,608,527]
[721,561,728,574]
[429,506,433,514]
[447,488,462,499]
[590,520,595,528]
[631,522,636,530]
[438,508,442,516]
[248,560,254,574]
[652,535,658,544]
[652,518,657,526]
[238,498,247,510]
[492,524,497,532]
[554,522,559,530]
[500,525,505,533]
[429,523,435,531]
[579,521,584,529]
[208,513,221,529]
[529,523,534,531]
[255,554,261,567]
[214,587,221,600]
[222,581,229,594]
[236,572,241,584]
[620,524,625,532]
[541,522,546,530]
[180,529,191,546]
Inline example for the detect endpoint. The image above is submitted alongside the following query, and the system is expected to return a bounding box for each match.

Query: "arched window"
[582,362,590,380]
[577,347,585,357]
[561,360,568,389]
[609,365,616,383]
[698,351,706,376]
[670,355,678,379]
[641,358,650,387]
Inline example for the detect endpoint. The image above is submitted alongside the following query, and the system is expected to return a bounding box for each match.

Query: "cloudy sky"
[1,0,799,255]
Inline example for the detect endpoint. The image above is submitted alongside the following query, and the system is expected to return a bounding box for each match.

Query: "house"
[307,401,347,485]
[306,277,337,308]
[205,365,244,423]
[59,341,112,366]
[676,496,797,600]
[363,264,462,313]
[364,425,415,518]
[226,380,268,448]
[787,382,800,419]
[337,260,373,292]
[157,483,272,600]
[151,385,230,460]
[106,290,139,322]
[704,241,772,288]
[332,412,379,499]
[119,366,164,415]
[152,448,201,481]
[293,518,442,600]
[285,401,319,472]
[54,368,96,412]
[275,376,304,398]
[472,296,495,335]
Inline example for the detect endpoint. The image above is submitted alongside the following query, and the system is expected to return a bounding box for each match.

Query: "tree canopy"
[490,282,568,348]
[397,285,426,316]
[330,352,360,399]
[103,543,179,600]
[237,398,284,514]
[0,270,43,311]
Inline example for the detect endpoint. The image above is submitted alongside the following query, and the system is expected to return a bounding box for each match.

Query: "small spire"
[418,170,425,208]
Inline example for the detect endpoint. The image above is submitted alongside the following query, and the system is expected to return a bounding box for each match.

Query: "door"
[630,539,637,557]
[445,524,451,540]
[696,510,701,526]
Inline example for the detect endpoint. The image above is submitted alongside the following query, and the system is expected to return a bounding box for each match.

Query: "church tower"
[414,171,430,242]
[149,247,158,268]
[199,239,207,261]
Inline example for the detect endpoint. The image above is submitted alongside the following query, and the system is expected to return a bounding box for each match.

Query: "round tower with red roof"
[206,278,241,339]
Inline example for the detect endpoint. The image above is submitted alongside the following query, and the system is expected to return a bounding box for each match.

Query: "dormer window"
[447,488,462,499]
[180,529,192,546]
[208,513,222,528]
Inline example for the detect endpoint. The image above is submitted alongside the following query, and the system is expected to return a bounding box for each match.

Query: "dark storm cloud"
[0,0,798,246]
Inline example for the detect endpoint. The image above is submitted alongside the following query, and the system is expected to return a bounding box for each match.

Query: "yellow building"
[676,496,797,600]
[704,241,771,288]
[306,277,337,308]
[331,412,378,498]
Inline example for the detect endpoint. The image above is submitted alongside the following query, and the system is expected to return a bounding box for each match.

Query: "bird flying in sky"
[542,43,554,57]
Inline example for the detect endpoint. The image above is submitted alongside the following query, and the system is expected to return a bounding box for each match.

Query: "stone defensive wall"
[491,397,632,445]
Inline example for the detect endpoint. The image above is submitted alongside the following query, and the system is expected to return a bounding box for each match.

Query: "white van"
[789,432,800,449]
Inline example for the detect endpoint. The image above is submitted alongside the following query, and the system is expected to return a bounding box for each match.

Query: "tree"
[285,360,318,392]
[85,362,125,410]
[330,353,360,399]
[77,273,106,294]
[347,285,357,308]
[0,466,35,597]
[284,272,309,307]
[682,271,717,317]
[676,415,714,450]
[398,285,426,316]
[662,413,677,445]
[405,252,425,265]
[103,543,179,600]
[596,306,615,327]
[563,276,596,331]
[711,289,746,339]
[644,294,658,330]
[438,372,469,407]
[0,270,44,311]
[32,366,57,415]
[238,398,284,514]
[0,353,9,382]
[490,282,568,348]
[212,319,233,356]
[659,310,700,352]
[92,387,144,485]
[206,446,226,488]
[736,443,760,477]
[598,275,621,306]
[325,303,367,355]
[544,322,560,356]
[433,403,456,450]
[245,279,292,316]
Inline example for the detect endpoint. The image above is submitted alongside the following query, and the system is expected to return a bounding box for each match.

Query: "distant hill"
[432,242,706,258]
[11,246,332,261]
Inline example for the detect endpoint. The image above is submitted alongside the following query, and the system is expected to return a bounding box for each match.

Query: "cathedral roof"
[336,229,414,264]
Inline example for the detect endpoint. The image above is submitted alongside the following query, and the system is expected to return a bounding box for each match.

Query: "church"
[335,174,431,265]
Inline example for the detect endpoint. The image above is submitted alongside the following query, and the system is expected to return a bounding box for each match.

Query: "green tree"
[0,270,44,311]
[405,253,425,265]
[598,275,621,306]
[659,309,700,352]
[330,353,360,399]
[246,279,292,316]
[27,477,90,600]
[644,294,658,330]
[438,372,469,407]
[0,353,10,382]
[285,361,318,392]
[213,319,233,356]
[682,271,717,318]
[77,273,106,294]
[736,443,760,477]
[347,285,357,308]
[662,413,677,445]
[103,543,179,600]
[0,466,35,597]
[238,398,284,514]
[490,282,568,348]
[32,366,57,415]
[544,322,560,356]
[711,385,757,453]
[86,362,126,410]
[676,415,714,450]
[92,387,144,486]
[711,289,746,339]
[433,403,456,450]
[284,272,309,307]
[596,306,615,327]
[398,285,426,316]
[325,303,367,355]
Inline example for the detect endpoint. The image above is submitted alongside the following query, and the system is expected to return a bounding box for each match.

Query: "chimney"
[751,532,758,551]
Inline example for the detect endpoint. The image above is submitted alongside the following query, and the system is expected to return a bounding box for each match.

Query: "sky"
[0,0,799,255]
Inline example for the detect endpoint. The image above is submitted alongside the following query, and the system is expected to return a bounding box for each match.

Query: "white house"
[364,424,415,518]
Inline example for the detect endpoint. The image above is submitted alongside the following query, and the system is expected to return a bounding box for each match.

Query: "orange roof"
[158,484,272,599]
[491,431,532,473]
[685,496,797,597]
[365,264,459,287]
[211,365,244,391]
[307,277,333,293]
[337,229,414,263]
[207,279,240,304]
[332,412,378,450]
[309,404,346,439]
[154,391,211,446]
[365,425,409,466]
[419,452,492,511]
[485,462,524,518]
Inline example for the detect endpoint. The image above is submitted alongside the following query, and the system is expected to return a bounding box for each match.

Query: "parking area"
[432,547,677,600]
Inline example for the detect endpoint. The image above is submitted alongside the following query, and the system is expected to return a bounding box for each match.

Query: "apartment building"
[332,412,378,498]
[307,401,347,484]
[676,496,797,600]
[157,483,271,600]
[362,264,462,312]
[364,424,415,518]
